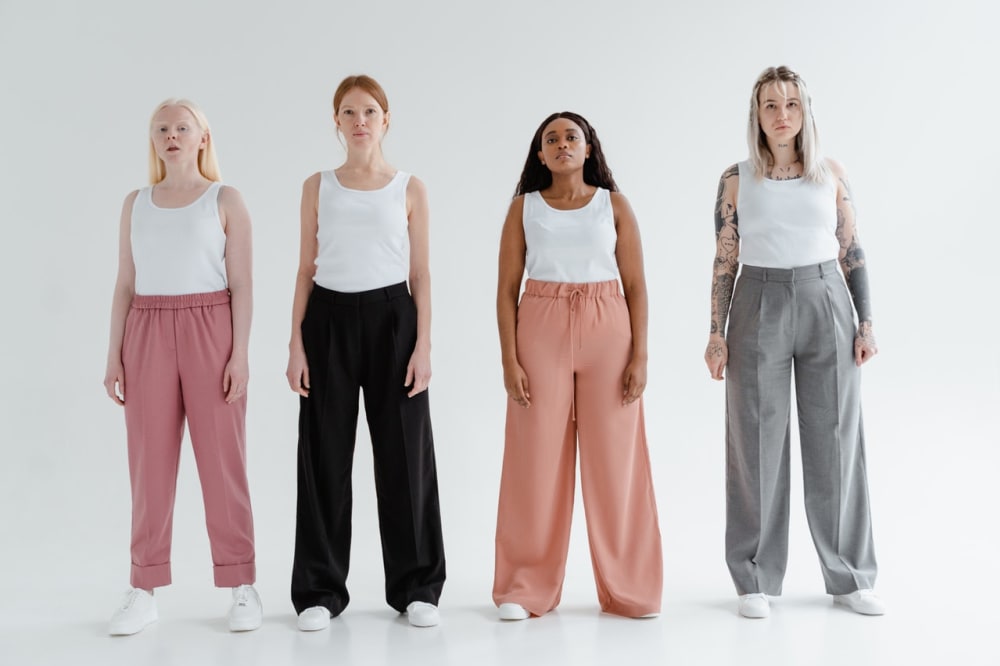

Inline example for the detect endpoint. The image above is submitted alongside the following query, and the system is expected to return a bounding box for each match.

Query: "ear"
[585,144,591,159]
[537,149,545,166]
[200,130,210,150]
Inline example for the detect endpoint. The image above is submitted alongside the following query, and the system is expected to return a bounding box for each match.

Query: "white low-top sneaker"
[228,585,263,632]
[406,601,440,627]
[738,593,770,619]
[297,606,331,631]
[109,588,158,636]
[833,589,885,615]
[498,602,530,621]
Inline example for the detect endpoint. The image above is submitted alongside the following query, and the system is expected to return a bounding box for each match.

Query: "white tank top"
[736,160,839,269]
[130,182,228,295]
[314,170,410,292]
[523,188,619,283]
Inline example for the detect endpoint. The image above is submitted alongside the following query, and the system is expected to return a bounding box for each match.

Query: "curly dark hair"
[514,111,618,197]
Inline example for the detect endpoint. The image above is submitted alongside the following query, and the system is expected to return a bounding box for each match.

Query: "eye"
[366,108,377,115]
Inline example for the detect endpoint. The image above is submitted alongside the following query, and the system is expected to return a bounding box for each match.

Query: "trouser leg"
[176,295,256,588]
[793,271,877,595]
[574,287,662,617]
[123,305,184,590]
[361,290,446,612]
[291,291,361,616]
[725,274,794,596]
[493,289,576,617]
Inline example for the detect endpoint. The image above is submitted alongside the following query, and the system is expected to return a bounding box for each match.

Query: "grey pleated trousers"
[725,260,877,596]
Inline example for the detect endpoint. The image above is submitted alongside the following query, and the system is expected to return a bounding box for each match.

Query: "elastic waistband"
[311,281,409,304]
[523,279,621,298]
[740,260,839,283]
[131,289,230,310]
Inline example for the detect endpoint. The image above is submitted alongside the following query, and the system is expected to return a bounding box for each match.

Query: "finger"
[303,366,310,390]
[855,344,863,367]
[404,364,415,388]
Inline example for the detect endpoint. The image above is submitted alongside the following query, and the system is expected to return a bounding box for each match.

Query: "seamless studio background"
[1,1,997,665]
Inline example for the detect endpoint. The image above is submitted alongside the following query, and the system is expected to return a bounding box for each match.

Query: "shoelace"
[233,585,250,607]
[119,589,141,611]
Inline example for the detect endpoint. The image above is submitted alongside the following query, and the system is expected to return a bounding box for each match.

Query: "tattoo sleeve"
[835,177,873,324]
[711,165,740,335]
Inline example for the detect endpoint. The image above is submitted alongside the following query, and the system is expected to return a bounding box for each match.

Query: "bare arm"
[830,159,877,366]
[103,191,139,405]
[705,164,740,380]
[405,176,432,397]
[497,197,529,407]
[219,185,253,403]
[285,173,320,396]
[612,192,648,405]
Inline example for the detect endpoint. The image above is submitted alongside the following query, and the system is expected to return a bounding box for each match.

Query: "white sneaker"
[406,601,439,627]
[833,589,885,615]
[738,593,770,619]
[297,606,331,631]
[228,584,263,632]
[109,588,157,636]
[498,602,530,621]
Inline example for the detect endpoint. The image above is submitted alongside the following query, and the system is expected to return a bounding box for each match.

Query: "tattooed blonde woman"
[704,66,884,619]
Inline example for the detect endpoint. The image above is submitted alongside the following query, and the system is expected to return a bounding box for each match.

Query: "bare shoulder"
[217,184,246,207]
[122,189,140,208]
[406,173,427,195]
[302,171,322,191]
[508,194,526,216]
[722,163,740,179]
[825,157,848,179]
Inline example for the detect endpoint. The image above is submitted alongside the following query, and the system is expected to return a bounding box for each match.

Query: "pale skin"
[104,105,253,410]
[285,87,432,399]
[497,117,649,408]
[704,81,877,381]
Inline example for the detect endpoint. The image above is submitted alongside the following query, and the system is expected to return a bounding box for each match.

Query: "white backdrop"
[1,0,997,660]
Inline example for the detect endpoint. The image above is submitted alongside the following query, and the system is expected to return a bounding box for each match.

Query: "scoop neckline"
[535,187,601,212]
[148,182,218,210]
[330,170,401,192]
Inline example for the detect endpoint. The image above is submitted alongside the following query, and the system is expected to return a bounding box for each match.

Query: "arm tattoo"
[711,166,740,335]
[835,176,873,324]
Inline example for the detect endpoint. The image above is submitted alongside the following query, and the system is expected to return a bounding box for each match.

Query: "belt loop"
[818,262,825,277]
[762,268,768,283]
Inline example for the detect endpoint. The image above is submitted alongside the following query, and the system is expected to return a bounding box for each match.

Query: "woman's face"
[334,87,388,147]
[757,81,803,144]
[150,105,206,165]
[537,117,590,174]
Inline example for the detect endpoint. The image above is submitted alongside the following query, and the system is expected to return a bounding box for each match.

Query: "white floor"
[2,574,995,666]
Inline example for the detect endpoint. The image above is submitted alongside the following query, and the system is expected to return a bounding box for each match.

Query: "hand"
[103,359,125,406]
[223,355,249,404]
[286,346,310,397]
[854,321,878,366]
[704,334,728,380]
[503,361,530,408]
[622,356,647,405]
[405,345,432,398]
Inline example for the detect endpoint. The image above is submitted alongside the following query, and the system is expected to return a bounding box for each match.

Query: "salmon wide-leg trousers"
[493,279,662,617]
[122,290,256,590]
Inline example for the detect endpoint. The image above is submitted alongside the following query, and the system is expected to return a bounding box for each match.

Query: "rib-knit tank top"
[523,188,619,283]
[130,182,227,296]
[314,170,410,292]
[736,160,839,269]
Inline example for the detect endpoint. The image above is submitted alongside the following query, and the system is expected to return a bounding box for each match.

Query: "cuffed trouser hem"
[214,561,256,587]
[131,562,171,590]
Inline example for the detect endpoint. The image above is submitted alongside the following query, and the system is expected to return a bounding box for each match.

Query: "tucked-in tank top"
[523,188,619,283]
[314,170,410,292]
[130,182,227,295]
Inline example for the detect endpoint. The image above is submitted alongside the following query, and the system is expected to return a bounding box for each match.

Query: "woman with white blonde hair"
[103,98,261,635]
[705,66,884,619]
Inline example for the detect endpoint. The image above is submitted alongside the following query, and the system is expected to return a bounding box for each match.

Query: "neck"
[159,160,208,187]
[768,141,800,168]
[342,145,387,171]
[546,171,591,198]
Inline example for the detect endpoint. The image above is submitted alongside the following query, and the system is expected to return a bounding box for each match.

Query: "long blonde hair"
[147,98,221,184]
[747,66,828,183]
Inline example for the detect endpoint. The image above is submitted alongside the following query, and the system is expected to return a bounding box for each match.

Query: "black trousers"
[291,282,446,616]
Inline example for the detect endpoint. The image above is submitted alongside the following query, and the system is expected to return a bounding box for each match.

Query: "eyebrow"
[762,97,801,103]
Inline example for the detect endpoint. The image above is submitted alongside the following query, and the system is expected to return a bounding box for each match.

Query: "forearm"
[841,256,873,325]
[289,271,315,350]
[623,282,649,360]
[106,282,134,362]
[709,259,738,336]
[228,279,252,358]
[409,268,431,351]
[497,286,519,367]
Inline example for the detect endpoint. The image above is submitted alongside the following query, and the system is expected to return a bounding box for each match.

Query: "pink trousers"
[122,290,255,589]
[493,279,662,617]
